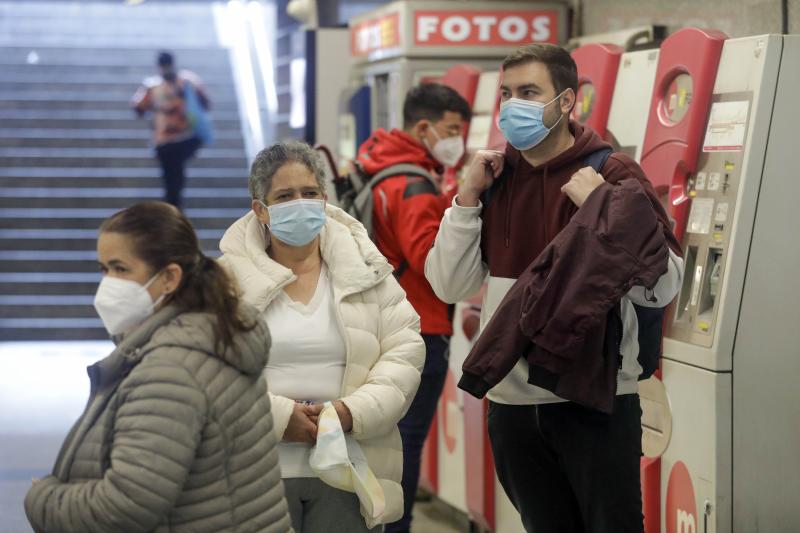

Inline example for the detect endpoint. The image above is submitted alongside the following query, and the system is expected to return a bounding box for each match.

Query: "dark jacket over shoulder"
[459,179,669,413]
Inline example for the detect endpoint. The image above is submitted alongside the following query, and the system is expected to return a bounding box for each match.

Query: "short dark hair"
[403,83,472,129]
[157,51,175,67]
[502,44,578,95]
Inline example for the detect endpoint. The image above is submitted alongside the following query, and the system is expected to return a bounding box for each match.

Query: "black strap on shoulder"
[583,147,613,174]
[369,163,436,191]
[481,148,613,209]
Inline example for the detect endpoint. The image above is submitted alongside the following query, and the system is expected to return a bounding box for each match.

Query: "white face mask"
[427,126,465,168]
[93,273,165,336]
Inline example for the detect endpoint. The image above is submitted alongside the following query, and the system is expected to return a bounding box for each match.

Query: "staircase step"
[1,216,241,231]
[0,97,239,112]
[0,133,244,150]
[0,90,238,105]
[0,272,99,296]
[1,83,239,101]
[0,248,223,274]
[0,321,108,341]
[0,67,236,85]
[0,147,248,168]
[0,108,242,124]
[0,166,247,179]
[0,46,229,66]
[0,194,249,211]
[0,230,225,253]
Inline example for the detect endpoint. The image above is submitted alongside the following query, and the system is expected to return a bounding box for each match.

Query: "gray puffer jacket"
[24,304,293,533]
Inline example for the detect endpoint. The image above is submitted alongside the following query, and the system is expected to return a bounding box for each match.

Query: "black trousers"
[488,395,644,533]
[385,334,449,533]
[155,136,201,208]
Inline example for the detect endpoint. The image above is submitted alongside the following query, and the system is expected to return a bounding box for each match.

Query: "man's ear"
[560,88,576,115]
[409,119,430,142]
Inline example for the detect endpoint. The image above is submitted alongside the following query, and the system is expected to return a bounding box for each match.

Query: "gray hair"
[248,140,327,201]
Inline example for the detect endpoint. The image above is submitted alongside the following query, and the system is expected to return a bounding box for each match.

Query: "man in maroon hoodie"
[356,83,471,533]
[425,45,684,532]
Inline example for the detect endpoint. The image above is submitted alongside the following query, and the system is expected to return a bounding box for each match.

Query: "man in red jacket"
[356,83,471,533]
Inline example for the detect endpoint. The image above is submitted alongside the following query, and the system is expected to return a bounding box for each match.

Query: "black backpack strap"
[583,147,613,174]
[365,164,435,282]
[481,163,512,209]
[369,163,436,189]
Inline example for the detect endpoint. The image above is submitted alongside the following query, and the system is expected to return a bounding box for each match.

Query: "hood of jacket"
[503,120,612,172]
[356,128,441,175]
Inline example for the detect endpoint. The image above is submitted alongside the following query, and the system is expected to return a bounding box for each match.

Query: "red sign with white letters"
[351,12,401,57]
[414,11,559,46]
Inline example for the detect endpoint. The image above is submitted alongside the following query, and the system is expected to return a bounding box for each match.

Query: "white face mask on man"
[93,273,165,336]
[426,127,465,168]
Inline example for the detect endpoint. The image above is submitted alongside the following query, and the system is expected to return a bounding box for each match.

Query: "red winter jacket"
[357,129,452,336]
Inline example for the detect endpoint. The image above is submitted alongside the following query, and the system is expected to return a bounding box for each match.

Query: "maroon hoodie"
[480,122,681,279]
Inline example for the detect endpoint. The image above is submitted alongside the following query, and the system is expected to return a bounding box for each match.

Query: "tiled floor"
[411,497,471,532]
[0,342,471,532]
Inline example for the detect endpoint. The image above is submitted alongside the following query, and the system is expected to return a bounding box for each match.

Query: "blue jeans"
[385,334,450,533]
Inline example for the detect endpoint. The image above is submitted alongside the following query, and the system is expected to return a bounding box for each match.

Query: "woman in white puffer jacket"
[218,141,425,532]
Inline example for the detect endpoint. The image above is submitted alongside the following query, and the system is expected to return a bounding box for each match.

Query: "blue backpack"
[184,81,214,146]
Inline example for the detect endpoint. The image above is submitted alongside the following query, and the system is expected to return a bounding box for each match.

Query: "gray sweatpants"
[283,477,382,533]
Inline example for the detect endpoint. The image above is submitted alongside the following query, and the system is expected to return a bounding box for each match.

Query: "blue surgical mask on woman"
[261,199,326,247]
[498,91,566,151]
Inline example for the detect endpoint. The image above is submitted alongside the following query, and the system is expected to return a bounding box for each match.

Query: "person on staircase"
[131,51,211,209]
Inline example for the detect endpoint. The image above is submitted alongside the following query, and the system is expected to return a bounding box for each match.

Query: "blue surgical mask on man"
[498,90,566,151]
[260,199,326,247]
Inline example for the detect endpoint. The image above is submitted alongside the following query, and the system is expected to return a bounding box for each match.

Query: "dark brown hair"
[502,44,578,95]
[403,82,472,129]
[100,201,254,351]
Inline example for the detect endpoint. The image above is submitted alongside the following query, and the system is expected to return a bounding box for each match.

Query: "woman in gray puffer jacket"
[24,202,293,533]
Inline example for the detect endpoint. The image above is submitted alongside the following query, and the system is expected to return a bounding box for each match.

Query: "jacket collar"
[219,204,393,311]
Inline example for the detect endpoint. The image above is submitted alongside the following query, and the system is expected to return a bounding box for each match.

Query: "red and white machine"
[657,32,800,533]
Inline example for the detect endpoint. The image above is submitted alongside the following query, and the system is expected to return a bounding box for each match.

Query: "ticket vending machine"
[660,33,800,533]
[605,48,661,162]
[570,43,623,139]
[636,27,727,533]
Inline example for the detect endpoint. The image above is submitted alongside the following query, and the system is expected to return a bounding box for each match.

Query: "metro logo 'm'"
[415,11,558,46]
[666,461,699,533]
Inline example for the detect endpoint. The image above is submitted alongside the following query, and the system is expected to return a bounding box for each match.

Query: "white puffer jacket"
[218,205,425,527]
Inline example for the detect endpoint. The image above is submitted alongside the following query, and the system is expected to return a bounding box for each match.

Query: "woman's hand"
[283,403,320,443]
[332,400,353,433]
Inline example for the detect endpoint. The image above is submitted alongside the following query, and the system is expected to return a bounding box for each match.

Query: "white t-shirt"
[263,265,347,478]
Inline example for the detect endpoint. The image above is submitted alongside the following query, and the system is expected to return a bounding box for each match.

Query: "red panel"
[640,27,726,241]
[641,456,661,533]
[463,396,495,531]
[441,64,482,156]
[571,43,623,139]
[487,67,506,151]
[440,64,482,107]
[418,414,439,493]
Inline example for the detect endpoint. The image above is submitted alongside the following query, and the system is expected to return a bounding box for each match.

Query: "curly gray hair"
[248,140,327,201]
